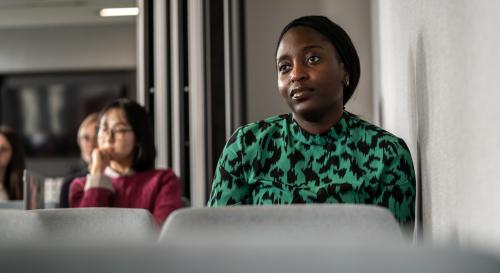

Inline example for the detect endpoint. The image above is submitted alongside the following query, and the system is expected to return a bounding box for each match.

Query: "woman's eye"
[307,56,320,64]
[278,64,291,73]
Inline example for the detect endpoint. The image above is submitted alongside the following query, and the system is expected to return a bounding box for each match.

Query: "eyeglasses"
[97,126,133,139]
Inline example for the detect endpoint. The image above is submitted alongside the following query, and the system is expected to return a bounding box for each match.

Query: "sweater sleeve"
[69,174,114,208]
[207,127,250,207]
[151,170,183,225]
[375,138,416,225]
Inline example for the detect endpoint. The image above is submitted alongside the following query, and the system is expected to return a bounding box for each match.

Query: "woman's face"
[276,26,346,122]
[78,121,97,164]
[0,134,12,170]
[97,108,136,163]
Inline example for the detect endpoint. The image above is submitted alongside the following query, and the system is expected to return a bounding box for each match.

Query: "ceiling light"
[99,7,139,17]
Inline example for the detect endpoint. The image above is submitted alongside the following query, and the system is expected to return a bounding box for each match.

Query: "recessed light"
[99,7,139,17]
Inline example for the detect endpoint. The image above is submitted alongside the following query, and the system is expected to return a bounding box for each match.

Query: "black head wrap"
[277,15,360,105]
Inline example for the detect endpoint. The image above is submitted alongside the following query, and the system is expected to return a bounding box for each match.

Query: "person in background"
[0,126,25,201]
[70,99,183,225]
[59,113,98,208]
[208,16,416,226]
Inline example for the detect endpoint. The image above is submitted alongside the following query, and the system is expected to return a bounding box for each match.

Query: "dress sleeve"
[375,138,416,224]
[151,170,183,225]
[207,127,250,207]
[69,174,114,208]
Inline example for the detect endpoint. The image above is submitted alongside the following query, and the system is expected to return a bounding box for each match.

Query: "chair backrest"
[159,204,404,247]
[32,208,158,243]
[0,210,39,242]
[0,200,25,209]
[1,244,498,273]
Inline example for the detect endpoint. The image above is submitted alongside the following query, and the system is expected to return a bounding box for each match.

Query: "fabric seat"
[0,210,39,242]
[32,208,158,243]
[159,204,405,247]
[0,244,498,273]
[0,200,25,209]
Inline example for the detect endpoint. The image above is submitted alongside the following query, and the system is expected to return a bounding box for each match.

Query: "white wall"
[373,0,500,255]
[245,0,373,123]
[0,24,136,73]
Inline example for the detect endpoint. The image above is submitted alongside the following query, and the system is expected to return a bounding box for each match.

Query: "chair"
[0,200,24,209]
[0,244,498,273]
[158,204,405,247]
[0,210,39,242]
[32,208,158,243]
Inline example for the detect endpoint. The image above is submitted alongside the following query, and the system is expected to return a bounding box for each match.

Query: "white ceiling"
[0,0,137,29]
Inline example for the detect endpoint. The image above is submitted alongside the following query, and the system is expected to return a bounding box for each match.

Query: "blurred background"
[0,0,136,176]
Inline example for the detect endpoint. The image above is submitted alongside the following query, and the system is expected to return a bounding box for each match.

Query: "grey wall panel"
[245,0,373,123]
[372,0,500,256]
[0,25,136,72]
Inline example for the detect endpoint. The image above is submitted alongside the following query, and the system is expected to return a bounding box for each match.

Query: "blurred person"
[58,113,98,208]
[208,16,416,226]
[0,126,25,201]
[70,99,183,225]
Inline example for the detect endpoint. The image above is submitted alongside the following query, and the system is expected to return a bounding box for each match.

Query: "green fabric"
[208,111,416,223]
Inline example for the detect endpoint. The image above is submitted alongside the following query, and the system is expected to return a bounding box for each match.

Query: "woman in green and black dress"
[208,16,416,225]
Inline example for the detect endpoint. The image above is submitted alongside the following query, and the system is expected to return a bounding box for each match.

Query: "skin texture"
[276,26,348,135]
[0,134,12,184]
[0,134,12,170]
[90,108,136,175]
[78,121,97,164]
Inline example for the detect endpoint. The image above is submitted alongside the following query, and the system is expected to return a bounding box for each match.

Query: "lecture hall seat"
[158,204,405,247]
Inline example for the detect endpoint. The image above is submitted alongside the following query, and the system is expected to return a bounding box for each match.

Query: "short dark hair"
[0,126,25,200]
[98,99,156,171]
[277,15,361,105]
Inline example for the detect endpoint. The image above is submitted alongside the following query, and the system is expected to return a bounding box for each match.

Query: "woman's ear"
[340,63,349,87]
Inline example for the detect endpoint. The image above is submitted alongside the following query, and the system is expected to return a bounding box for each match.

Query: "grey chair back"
[32,208,158,243]
[0,200,24,209]
[1,244,498,273]
[159,204,404,247]
[0,210,39,242]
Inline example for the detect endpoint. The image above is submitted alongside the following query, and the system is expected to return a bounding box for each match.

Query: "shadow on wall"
[407,31,430,242]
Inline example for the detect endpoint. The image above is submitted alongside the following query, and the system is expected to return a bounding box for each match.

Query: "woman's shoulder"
[129,169,180,187]
[135,168,177,178]
[230,114,290,141]
[346,112,410,153]
[239,114,289,131]
[222,114,290,150]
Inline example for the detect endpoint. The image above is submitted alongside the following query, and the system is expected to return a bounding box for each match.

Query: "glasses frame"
[97,126,134,139]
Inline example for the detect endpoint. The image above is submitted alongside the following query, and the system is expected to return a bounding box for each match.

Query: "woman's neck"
[294,108,343,135]
[109,160,133,175]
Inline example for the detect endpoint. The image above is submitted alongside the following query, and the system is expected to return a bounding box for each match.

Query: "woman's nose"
[290,64,307,82]
[101,131,114,143]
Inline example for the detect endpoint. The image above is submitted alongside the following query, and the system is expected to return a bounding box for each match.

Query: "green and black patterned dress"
[208,111,416,224]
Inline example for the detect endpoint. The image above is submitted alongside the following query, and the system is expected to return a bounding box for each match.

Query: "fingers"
[89,148,113,174]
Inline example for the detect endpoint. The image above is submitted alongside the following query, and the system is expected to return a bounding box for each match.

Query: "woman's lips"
[290,87,313,101]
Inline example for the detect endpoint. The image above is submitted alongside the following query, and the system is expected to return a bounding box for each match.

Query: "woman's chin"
[293,107,324,123]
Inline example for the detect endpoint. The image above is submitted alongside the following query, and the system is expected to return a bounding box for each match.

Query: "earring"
[344,78,350,87]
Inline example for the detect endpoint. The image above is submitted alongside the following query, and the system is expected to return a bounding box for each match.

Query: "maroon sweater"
[70,169,183,226]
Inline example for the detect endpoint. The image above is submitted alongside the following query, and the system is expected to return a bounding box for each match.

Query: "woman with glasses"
[70,99,183,225]
[0,126,25,201]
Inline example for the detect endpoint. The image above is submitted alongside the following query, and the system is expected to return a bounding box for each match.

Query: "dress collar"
[104,166,135,178]
[289,111,350,146]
